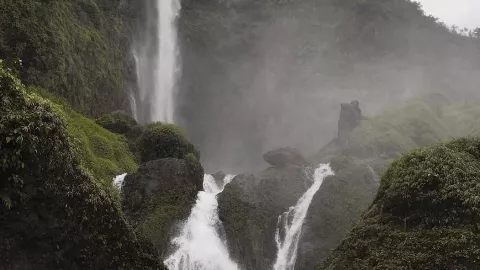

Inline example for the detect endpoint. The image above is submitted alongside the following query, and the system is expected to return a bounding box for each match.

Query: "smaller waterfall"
[164,174,239,270]
[113,173,127,191]
[273,164,334,270]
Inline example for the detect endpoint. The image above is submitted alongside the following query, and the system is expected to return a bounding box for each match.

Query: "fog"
[416,0,480,29]
[175,0,480,173]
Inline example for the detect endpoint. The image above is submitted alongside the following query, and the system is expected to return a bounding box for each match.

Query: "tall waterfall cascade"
[164,174,239,270]
[273,164,335,270]
[133,0,181,123]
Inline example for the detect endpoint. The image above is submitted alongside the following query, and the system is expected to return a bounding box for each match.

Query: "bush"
[135,123,200,163]
[96,110,138,135]
[321,137,480,270]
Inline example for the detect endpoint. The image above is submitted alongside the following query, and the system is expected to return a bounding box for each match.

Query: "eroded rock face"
[337,100,362,146]
[122,158,204,258]
[263,147,310,168]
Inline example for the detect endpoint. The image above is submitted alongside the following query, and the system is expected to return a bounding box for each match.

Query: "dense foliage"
[96,110,138,135]
[0,0,136,116]
[0,62,161,269]
[135,123,200,163]
[321,137,480,269]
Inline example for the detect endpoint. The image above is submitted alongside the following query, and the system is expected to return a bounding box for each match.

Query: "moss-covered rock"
[96,110,138,135]
[29,87,138,189]
[122,158,204,258]
[0,63,162,269]
[0,0,136,116]
[321,137,480,270]
[135,123,200,163]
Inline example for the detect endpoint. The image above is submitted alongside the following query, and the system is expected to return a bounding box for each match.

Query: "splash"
[164,174,239,270]
[273,164,334,270]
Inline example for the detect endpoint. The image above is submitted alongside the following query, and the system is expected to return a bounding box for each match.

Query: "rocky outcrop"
[321,138,480,269]
[122,158,204,258]
[218,156,378,270]
[263,147,309,168]
[337,100,363,146]
[218,165,312,269]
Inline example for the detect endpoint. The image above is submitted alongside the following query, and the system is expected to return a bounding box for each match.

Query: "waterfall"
[273,164,334,270]
[164,174,239,270]
[133,0,181,123]
[113,173,127,191]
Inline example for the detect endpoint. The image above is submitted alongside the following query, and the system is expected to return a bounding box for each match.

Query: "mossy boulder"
[96,110,138,135]
[321,137,480,270]
[0,63,161,269]
[135,123,200,163]
[122,158,204,258]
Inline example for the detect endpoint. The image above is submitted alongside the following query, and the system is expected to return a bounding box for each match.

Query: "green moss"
[346,94,480,159]
[0,0,135,116]
[28,87,138,189]
[135,123,200,163]
[321,137,480,270]
[0,62,161,269]
[96,110,138,135]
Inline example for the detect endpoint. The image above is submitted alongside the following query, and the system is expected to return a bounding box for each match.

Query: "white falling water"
[273,164,335,270]
[164,174,239,270]
[134,0,180,123]
[113,173,128,191]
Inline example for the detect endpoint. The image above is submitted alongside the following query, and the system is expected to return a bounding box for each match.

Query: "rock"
[337,100,363,146]
[122,158,204,257]
[218,165,312,269]
[263,147,309,168]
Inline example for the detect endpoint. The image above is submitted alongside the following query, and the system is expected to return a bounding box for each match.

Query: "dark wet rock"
[122,158,204,258]
[212,171,227,187]
[263,147,309,168]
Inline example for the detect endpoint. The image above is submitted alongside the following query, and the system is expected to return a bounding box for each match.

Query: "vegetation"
[345,94,480,158]
[0,62,161,269]
[135,123,200,163]
[321,137,480,270]
[96,110,138,135]
[29,87,138,189]
[0,0,136,116]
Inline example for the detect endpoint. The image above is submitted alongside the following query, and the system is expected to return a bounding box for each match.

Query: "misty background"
[172,0,480,173]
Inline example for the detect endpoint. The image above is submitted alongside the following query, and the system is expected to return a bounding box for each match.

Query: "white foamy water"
[113,173,127,191]
[133,0,180,123]
[164,174,239,270]
[273,164,334,270]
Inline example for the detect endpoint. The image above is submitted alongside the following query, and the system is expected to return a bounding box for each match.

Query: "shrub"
[135,123,200,163]
[96,110,138,135]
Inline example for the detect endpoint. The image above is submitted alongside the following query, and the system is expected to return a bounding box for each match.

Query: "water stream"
[164,174,239,270]
[273,164,334,270]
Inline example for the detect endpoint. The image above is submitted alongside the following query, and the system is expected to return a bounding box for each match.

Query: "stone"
[263,147,309,168]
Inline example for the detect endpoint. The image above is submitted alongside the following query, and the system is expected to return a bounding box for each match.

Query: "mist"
[172,0,480,173]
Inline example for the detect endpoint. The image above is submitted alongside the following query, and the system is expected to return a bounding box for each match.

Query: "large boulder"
[218,165,312,269]
[122,158,204,258]
[263,147,309,168]
[321,138,480,270]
